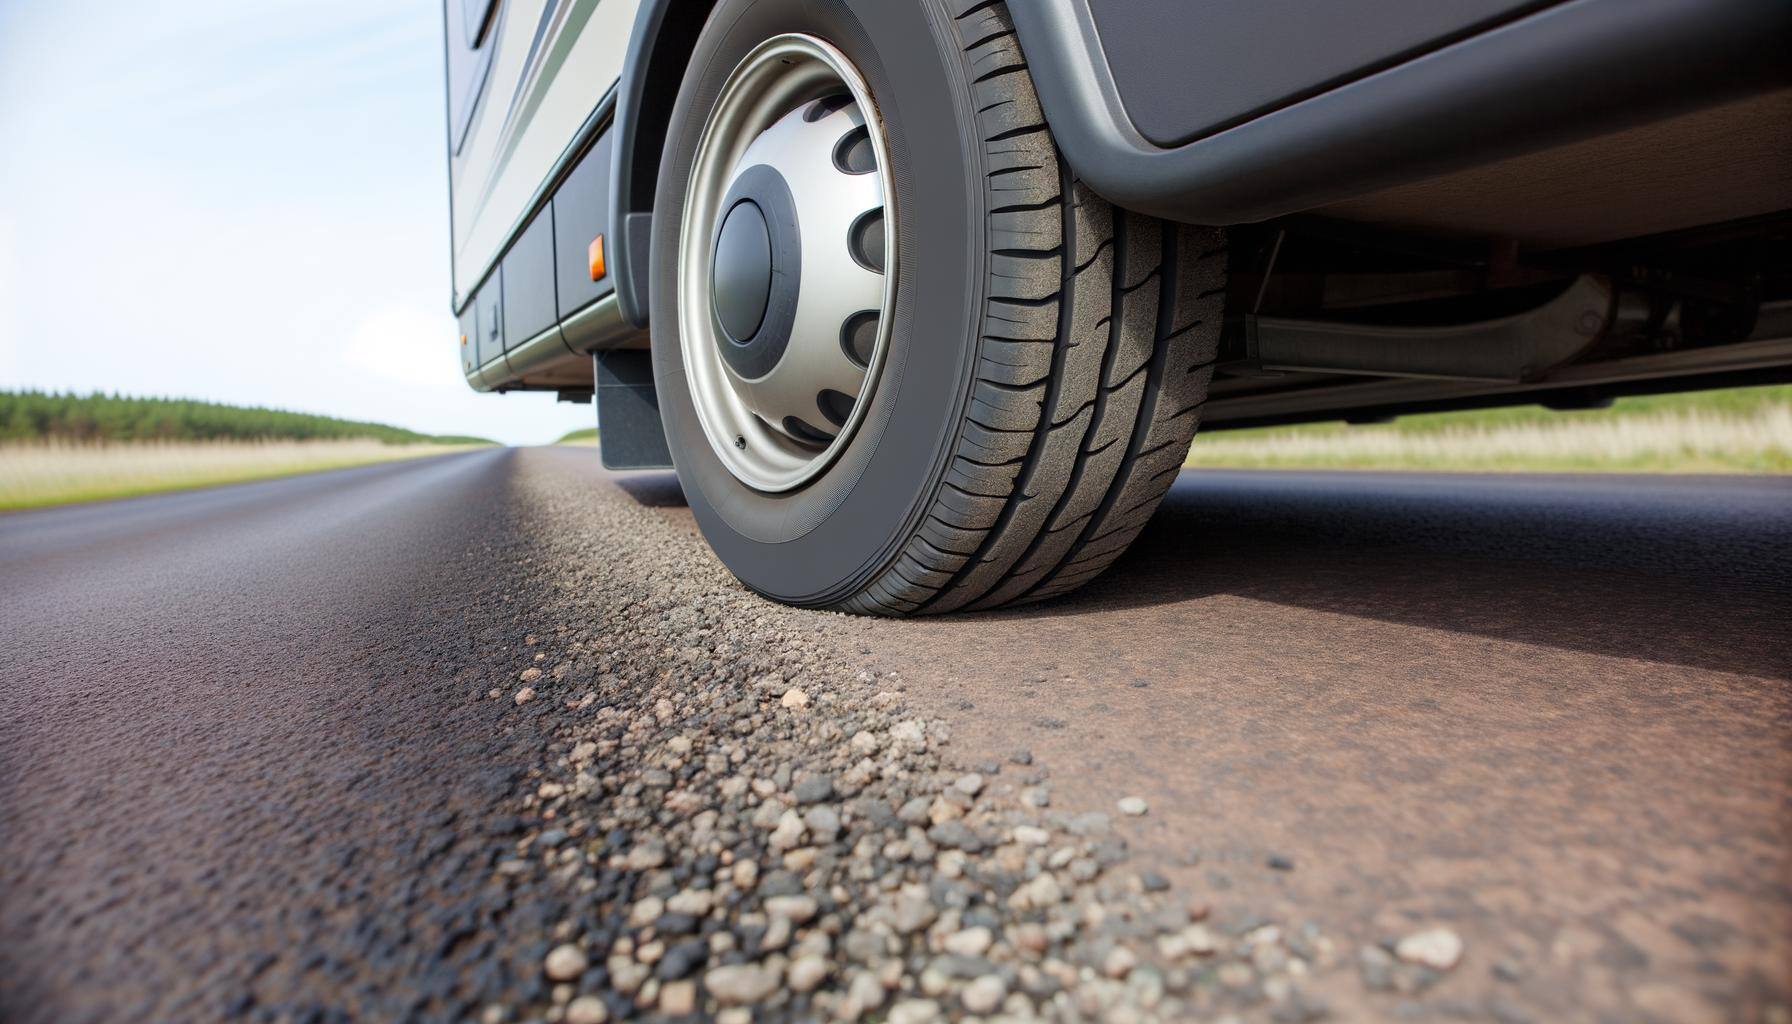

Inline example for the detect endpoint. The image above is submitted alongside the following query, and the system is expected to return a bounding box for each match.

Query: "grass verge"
[1186,386,1792,474]
[556,427,600,446]
[1,439,490,511]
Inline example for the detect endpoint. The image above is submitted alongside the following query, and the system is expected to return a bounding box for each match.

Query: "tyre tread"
[837,0,1224,615]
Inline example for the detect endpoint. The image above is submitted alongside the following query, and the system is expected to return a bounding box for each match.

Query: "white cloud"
[342,305,459,387]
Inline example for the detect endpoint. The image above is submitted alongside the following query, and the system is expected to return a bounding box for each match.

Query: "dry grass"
[0,439,489,511]
[1186,405,1792,474]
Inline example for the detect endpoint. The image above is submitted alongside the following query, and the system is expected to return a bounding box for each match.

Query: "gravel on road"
[482,455,1361,1024]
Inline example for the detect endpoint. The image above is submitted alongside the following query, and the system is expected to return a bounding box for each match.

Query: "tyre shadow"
[613,471,688,508]
[979,469,1792,679]
[617,462,1791,678]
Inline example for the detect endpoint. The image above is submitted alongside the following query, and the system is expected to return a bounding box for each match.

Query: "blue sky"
[0,0,594,445]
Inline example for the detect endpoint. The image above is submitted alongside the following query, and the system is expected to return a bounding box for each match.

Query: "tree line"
[0,390,491,446]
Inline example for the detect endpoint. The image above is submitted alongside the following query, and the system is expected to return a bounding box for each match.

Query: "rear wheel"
[651,0,1225,614]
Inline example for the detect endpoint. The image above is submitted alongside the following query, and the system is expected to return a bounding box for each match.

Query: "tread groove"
[961,27,1016,51]
[1022,224,1183,600]
[954,0,1004,21]
[818,0,1225,617]
[914,143,1076,614]
[984,124,1049,143]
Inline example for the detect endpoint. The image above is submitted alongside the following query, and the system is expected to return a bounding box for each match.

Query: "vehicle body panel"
[1008,0,1791,226]
[552,131,618,318]
[501,210,561,351]
[1091,0,1548,148]
[446,0,639,312]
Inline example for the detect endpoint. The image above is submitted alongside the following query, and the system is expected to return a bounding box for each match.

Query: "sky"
[0,0,594,446]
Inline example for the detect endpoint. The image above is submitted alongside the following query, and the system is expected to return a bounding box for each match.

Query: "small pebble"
[888,999,942,1024]
[543,944,587,981]
[962,975,1007,1014]
[788,954,830,992]
[943,926,993,957]
[658,980,696,1015]
[564,995,608,1024]
[1396,927,1464,971]
[704,963,781,1005]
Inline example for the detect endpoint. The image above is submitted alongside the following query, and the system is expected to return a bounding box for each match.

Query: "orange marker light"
[588,235,606,281]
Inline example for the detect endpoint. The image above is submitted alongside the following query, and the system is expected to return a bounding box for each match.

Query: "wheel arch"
[609,0,724,331]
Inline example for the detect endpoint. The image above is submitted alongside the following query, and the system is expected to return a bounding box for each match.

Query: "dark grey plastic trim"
[474,276,506,369]
[553,131,617,318]
[1010,0,1792,224]
[610,0,715,330]
[458,305,482,387]
[1093,0,1548,149]
[501,208,563,350]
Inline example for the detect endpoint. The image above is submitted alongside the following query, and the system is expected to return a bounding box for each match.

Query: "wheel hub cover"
[676,33,896,492]
[707,96,886,447]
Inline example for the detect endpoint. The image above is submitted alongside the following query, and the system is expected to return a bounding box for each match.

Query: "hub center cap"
[712,200,772,345]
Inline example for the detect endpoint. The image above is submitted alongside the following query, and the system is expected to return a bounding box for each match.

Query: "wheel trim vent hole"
[781,415,835,445]
[848,208,885,274]
[840,310,878,369]
[832,125,874,174]
[817,388,854,428]
[804,93,853,122]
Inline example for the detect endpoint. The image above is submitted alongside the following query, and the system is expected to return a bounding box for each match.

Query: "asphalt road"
[861,469,1792,1021]
[0,452,569,1022]
[2,448,1787,1022]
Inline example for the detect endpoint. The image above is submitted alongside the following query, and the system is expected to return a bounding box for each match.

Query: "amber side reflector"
[588,235,606,281]
[460,333,468,346]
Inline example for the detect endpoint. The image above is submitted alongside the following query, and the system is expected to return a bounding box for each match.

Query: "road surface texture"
[1,446,1786,1024]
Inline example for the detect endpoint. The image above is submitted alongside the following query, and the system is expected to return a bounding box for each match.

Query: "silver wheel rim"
[677,34,896,493]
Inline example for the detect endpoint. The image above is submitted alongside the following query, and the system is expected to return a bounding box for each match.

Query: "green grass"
[0,389,493,445]
[1206,384,1791,439]
[554,387,1792,472]
[1186,385,1792,473]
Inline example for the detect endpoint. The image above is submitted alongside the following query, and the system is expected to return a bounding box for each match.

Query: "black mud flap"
[594,350,673,470]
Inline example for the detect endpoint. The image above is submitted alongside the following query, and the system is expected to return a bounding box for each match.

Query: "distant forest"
[0,390,492,446]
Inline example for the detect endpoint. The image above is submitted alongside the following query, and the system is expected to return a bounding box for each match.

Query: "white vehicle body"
[447,0,637,309]
[442,0,634,306]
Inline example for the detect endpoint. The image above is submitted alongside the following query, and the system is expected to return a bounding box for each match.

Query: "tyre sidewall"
[651,0,985,606]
